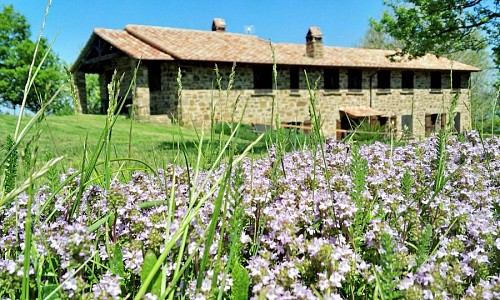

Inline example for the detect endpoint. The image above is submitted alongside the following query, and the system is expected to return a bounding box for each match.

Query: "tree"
[85,73,102,114]
[374,0,499,63]
[361,20,499,132]
[449,49,499,131]
[358,25,405,50]
[374,0,500,133]
[0,4,68,113]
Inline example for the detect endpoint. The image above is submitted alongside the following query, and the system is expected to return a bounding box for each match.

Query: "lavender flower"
[92,271,122,299]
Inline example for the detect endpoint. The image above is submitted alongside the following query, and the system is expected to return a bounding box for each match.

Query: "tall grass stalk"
[68,64,138,221]
[268,42,278,145]
[137,61,261,300]
[428,93,459,209]
[218,163,247,300]
[303,70,337,226]
[0,85,63,173]
[14,0,52,139]
[134,130,264,300]
[491,88,499,135]
[5,3,65,289]
[20,129,42,299]
[196,154,232,290]
[210,64,222,162]
[41,252,97,300]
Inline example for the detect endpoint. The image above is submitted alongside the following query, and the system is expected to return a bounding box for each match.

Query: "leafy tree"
[373,0,500,133]
[358,25,405,50]
[374,0,499,63]
[0,4,68,113]
[85,73,102,114]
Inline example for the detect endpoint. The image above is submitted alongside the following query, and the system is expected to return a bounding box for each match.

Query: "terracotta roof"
[94,28,174,60]
[342,107,383,117]
[74,25,480,72]
[273,44,479,71]
[125,25,274,64]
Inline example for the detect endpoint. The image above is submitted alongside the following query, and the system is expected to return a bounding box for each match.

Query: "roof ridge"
[125,25,181,59]
[276,42,397,52]
[126,24,265,38]
[72,25,480,72]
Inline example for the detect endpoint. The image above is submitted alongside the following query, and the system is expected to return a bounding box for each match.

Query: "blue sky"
[1,0,386,65]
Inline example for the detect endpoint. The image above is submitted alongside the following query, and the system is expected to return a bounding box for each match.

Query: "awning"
[341,107,382,118]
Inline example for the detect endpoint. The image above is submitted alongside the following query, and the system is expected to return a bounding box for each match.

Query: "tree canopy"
[0,4,67,113]
[374,0,500,134]
[358,25,405,50]
[374,0,499,64]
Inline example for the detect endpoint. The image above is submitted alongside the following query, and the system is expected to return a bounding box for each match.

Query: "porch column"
[73,71,87,114]
[133,63,151,121]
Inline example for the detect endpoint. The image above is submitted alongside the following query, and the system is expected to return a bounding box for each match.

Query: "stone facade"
[75,58,472,139]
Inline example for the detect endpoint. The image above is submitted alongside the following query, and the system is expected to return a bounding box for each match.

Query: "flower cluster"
[0,132,499,299]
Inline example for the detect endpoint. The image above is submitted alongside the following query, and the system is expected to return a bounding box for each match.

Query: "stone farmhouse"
[71,19,480,139]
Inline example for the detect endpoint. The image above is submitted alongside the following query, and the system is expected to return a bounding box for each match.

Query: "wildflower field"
[0,14,499,298]
[1,117,500,299]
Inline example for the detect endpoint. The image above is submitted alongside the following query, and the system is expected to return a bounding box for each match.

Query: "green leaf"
[87,213,112,233]
[42,284,59,300]
[110,244,125,277]
[140,249,162,296]
[416,224,433,267]
[230,262,249,300]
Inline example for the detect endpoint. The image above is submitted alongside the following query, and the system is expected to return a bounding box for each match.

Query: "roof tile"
[77,25,480,72]
[94,28,173,60]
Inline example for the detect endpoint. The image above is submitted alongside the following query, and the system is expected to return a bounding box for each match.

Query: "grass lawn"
[0,114,203,173]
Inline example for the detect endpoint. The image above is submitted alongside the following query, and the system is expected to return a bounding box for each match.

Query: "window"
[348,69,362,91]
[452,72,461,90]
[377,70,391,90]
[454,112,461,133]
[402,71,414,90]
[324,68,340,90]
[148,64,162,92]
[463,72,471,88]
[254,65,273,89]
[401,115,413,136]
[425,113,446,136]
[431,72,442,90]
[290,67,299,91]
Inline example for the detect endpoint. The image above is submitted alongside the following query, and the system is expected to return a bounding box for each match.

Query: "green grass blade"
[196,155,232,290]
[140,249,162,296]
[0,156,63,208]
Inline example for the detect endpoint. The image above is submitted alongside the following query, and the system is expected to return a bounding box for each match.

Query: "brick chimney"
[212,18,226,32]
[306,27,323,59]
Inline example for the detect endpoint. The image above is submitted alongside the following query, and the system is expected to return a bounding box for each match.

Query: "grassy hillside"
[0,114,310,176]
[0,114,201,172]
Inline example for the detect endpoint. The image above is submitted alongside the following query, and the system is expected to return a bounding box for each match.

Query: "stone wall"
[77,56,472,139]
[73,71,87,114]
[173,62,471,139]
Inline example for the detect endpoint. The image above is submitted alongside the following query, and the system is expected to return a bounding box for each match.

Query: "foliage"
[361,19,500,135]
[2,135,18,193]
[0,5,67,113]
[1,132,500,298]
[1,3,499,298]
[448,49,500,132]
[85,73,102,114]
[213,121,310,155]
[214,122,258,141]
[374,0,500,64]
[375,232,404,300]
[358,24,404,50]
